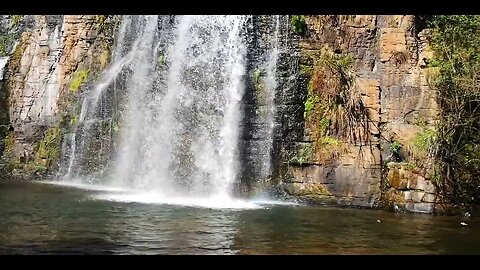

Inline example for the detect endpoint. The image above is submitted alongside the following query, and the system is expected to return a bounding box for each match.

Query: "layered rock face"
[277,15,440,214]
[0,15,117,177]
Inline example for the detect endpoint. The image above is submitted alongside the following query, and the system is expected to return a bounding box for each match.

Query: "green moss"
[36,126,61,168]
[7,33,27,70]
[314,136,344,163]
[112,122,119,133]
[252,68,266,101]
[96,15,107,25]
[304,95,318,118]
[290,15,307,36]
[299,64,313,77]
[70,115,78,125]
[0,33,19,57]
[99,49,111,70]
[288,143,312,166]
[1,132,14,174]
[69,69,89,93]
[405,162,417,171]
[319,136,341,148]
[12,15,22,29]
[158,54,165,66]
[3,131,14,158]
[318,117,330,136]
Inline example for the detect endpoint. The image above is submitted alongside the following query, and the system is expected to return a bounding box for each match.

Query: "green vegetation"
[158,54,165,66]
[12,15,22,29]
[428,15,480,206]
[317,136,343,161]
[252,68,266,102]
[290,15,307,36]
[0,33,19,57]
[298,47,361,165]
[70,115,78,125]
[412,128,437,153]
[69,69,89,93]
[319,136,341,148]
[299,64,313,77]
[288,143,312,166]
[318,117,330,136]
[99,49,111,70]
[304,95,318,118]
[390,141,402,162]
[336,54,355,72]
[305,48,366,143]
[390,141,402,155]
[112,122,119,133]
[3,131,14,158]
[36,126,61,168]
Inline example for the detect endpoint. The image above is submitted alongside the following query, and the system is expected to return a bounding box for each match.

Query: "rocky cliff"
[0,15,446,214]
[275,15,441,214]
[0,15,119,178]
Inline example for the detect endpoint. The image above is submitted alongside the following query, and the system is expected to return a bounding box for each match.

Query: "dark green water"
[0,181,479,254]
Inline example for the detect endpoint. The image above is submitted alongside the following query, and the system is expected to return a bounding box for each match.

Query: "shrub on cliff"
[428,15,480,207]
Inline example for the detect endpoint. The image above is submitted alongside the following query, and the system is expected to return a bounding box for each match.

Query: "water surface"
[0,181,479,254]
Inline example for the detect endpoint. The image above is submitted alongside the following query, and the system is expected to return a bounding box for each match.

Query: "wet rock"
[422,193,436,203]
[406,202,434,214]
[412,191,425,203]
[387,167,408,189]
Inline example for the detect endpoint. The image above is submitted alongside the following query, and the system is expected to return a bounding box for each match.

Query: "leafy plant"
[290,15,307,36]
[428,15,480,206]
[304,95,318,118]
[390,141,402,155]
[288,143,312,166]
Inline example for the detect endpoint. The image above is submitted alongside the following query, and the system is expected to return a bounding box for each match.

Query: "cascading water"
[57,15,254,204]
[55,15,293,208]
[61,15,139,181]
[109,15,248,200]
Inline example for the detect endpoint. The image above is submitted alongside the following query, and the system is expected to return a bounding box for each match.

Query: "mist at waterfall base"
[50,16,287,209]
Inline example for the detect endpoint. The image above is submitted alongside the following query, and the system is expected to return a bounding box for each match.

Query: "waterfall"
[60,15,252,201]
[112,15,248,198]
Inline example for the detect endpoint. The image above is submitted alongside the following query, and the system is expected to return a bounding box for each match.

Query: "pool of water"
[0,180,479,254]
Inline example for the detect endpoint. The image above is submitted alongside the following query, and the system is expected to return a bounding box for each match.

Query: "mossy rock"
[69,69,89,94]
[35,126,61,169]
[284,182,332,197]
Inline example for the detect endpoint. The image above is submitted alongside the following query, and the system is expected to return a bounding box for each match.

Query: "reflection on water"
[0,181,479,254]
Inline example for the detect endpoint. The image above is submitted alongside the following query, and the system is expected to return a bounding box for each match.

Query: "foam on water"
[39,180,295,210]
[40,180,128,193]
[93,192,263,210]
